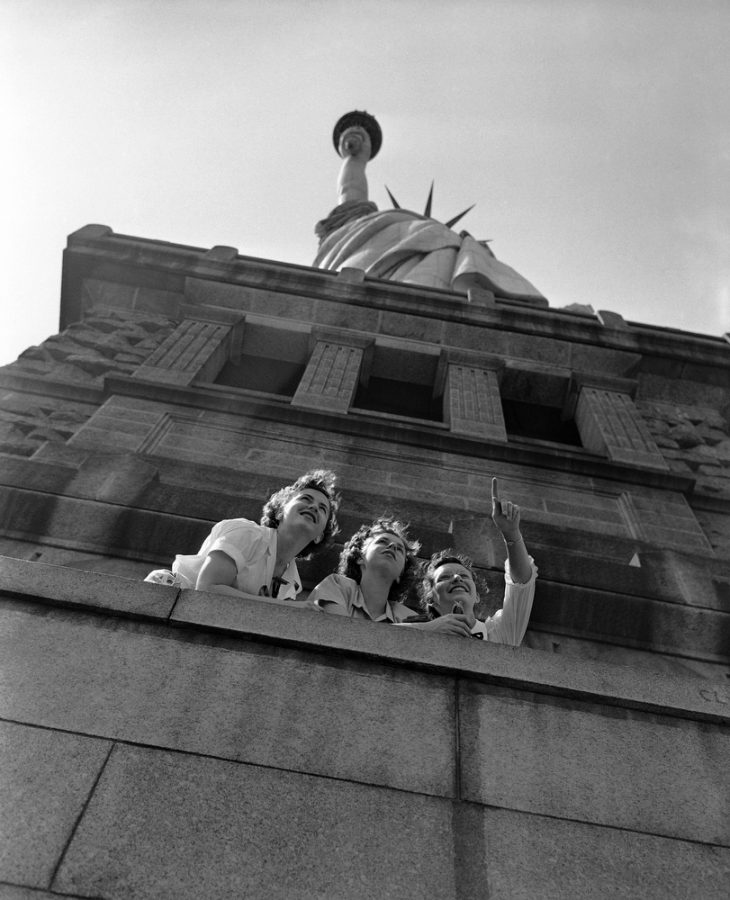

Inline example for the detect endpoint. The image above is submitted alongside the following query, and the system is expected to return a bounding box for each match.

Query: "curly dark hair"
[260,469,341,559]
[337,516,421,606]
[418,548,489,614]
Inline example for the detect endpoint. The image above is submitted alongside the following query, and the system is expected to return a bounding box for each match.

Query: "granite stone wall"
[1,559,728,900]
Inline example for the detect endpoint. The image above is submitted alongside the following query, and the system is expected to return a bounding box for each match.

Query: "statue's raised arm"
[333,110,382,205]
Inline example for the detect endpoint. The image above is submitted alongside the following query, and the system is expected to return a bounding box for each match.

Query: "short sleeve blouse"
[172,518,301,600]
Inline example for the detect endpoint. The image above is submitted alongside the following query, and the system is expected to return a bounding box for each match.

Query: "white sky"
[2,0,729,365]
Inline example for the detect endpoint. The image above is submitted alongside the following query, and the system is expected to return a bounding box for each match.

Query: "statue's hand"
[338,126,371,162]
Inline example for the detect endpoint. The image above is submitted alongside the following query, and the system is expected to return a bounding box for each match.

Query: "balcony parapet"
[2,555,728,727]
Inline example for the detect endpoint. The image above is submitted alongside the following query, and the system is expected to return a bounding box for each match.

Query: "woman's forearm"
[503,532,533,584]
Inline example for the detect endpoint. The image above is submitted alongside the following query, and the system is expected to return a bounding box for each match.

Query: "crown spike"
[423,181,434,218]
[444,203,476,230]
[385,185,401,209]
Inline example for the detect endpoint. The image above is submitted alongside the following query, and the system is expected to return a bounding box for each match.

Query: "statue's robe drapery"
[314,204,545,302]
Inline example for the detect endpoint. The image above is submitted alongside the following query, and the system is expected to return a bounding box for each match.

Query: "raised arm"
[336,126,372,205]
[492,477,532,585]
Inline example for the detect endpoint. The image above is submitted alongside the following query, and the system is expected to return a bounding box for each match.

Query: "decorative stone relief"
[638,400,730,501]
[291,340,366,413]
[133,319,233,386]
[3,310,177,387]
[0,391,96,457]
[572,376,668,471]
[442,352,507,441]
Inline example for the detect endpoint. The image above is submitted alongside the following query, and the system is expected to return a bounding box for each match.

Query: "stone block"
[478,805,730,899]
[523,627,730,681]
[576,346,642,379]
[640,372,727,408]
[131,287,185,317]
[0,720,110,887]
[338,265,365,282]
[639,524,712,553]
[0,597,455,798]
[520,505,628,538]
[380,309,446,344]
[67,223,113,243]
[204,245,239,261]
[184,276,250,309]
[442,321,510,356]
[459,683,730,845]
[312,297,382,333]
[0,556,177,618]
[81,278,138,313]
[543,498,624,524]
[533,579,729,659]
[597,308,629,329]
[53,744,456,900]
[467,286,496,306]
[505,331,573,368]
[250,289,318,321]
[0,542,155,580]
[695,508,730,557]
[0,488,205,560]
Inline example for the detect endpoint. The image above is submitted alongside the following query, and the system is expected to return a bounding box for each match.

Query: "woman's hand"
[491,476,533,585]
[407,614,474,637]
[491,477,521,539]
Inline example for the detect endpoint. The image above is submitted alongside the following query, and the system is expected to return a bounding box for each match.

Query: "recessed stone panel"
[54,744,457,900]
[459,683,730,845]
[0,721,110,888]
[480,805,730,900]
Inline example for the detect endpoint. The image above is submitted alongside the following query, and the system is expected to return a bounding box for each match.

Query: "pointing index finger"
[491,477,499,505]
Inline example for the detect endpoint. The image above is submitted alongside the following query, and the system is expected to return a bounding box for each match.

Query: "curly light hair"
[260,469,341,559]
[418,548,489,615]
[337,516,421,606]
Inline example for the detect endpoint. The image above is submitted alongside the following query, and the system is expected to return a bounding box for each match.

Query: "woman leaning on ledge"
[308,516,421,623]
[144,469,340,602]
[401,478,537,645]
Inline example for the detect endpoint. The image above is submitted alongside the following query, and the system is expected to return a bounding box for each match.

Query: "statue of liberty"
[314,110,545,303]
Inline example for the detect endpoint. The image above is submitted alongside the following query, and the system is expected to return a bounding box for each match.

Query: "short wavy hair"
[260,469,341,559]
[338,516,421,606]
[418,548,489,615]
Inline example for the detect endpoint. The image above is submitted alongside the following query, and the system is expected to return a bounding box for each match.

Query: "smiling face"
[430,562,478,620]
[358,530,407,582]
[282,488,332,542]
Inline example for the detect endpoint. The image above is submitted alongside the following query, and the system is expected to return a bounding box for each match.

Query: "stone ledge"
[0,369,106,404]
[1,555,728,727]
[0,555,177,620]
